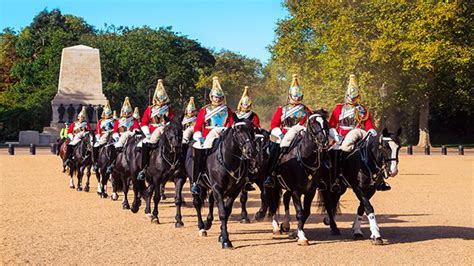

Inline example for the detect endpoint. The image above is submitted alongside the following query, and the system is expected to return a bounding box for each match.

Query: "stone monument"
[43,45,107,139]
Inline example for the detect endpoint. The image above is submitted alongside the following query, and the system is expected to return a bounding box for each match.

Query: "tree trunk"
[417,94,430,147]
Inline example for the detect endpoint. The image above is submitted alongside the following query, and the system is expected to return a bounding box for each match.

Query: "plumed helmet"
[209,76,225,99]
[102,101,113,119]
[186,97,197,115]
[288,74,303,99]
[237,86,252,112]
[120,97,133,117]
[345,74,360,104]
[132,107,140,120]
[153,79,169,106]
[77,106,87,119]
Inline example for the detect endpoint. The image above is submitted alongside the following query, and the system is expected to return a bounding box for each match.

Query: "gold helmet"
[288,74,303,103]
[209,76,225,105]
[132,107,140,120]
[120,97,133,117]
[153,79,169,106]
[237,86,252,112]
[185,97,197,116]
[345,74,360,105]
[102,101,113,119]
[77,106,87,120]
[113,110,118,119]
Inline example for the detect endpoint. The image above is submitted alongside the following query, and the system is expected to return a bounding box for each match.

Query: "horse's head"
[231,114,258,160]
[378,128,402,177]
[306,109,330,149]
[162,117,183,153]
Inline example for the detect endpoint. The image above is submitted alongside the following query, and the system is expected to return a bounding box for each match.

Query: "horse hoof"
[204,221,212,231]
[76,187,83,192]
[122,203,130,209]
[161,195,167,200]
[198,230,207,237]
[297,239,310,246]
[289,231,298,239]
[353,233,364,240]
[84,186,90,192]
[151,217,160,224]
[254,212,265,222]
[218,235,223,243]
[323,216,330,226]
[145,213,153,220]
[222,241,234,249]
[175,221,184,228]
[280,223,290,233]
[69,185,75,189]
[240,217,251,224]
[331,229,341,235]
[102,193,108,199]
[130,206,139,213]
[111,194,119,201]
[272,229,282,235]
[372,237,384,245]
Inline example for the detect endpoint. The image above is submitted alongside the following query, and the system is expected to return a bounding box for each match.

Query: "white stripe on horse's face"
[315,116,326,136]
[388,140,399,177]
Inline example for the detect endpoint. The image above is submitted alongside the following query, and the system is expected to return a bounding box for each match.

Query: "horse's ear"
[382,128,389,137]
[397,127,402,136]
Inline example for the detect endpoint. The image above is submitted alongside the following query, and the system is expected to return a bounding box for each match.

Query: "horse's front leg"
[96,165,103,196]
[253,182,268,222]
[292,192,309,246]
[110,172,119,201]
[193,188,207,237]
[204,190,214,230]
[144,182,154,219]
[76,165,84,191]
[84,164,91,192]
[213,188,233,249]
[352,185,383,245]
[130,178,143,213]
[174,175,186,228]
[122,175,130,209]
[69,164,75,189]
[240,190,250,224]
[281,190,292,233]
[321,189,342,235]
[101,170,109,198]
[160,181,167,200]
[151,178,161,223]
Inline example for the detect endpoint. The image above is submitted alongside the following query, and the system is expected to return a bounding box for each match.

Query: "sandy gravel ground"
[1,155,473,264]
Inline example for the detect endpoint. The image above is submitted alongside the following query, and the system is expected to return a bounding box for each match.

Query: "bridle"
[160,124,182,171]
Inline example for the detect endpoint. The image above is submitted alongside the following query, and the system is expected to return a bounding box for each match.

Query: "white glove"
[141,125,151,139]
[329,128,343,142]
[112,133,120,142]
[368,129,377,137]
[193,131,202,142]
[271,127,283,140]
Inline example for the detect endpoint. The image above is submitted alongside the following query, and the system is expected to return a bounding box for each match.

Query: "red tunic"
[251,113,261,128]
[112,118,140,134]
[328,103,375,137]
[194,106,234,138]
[141,106,175,133]
[270,105,311,134]
[68,122,91,134]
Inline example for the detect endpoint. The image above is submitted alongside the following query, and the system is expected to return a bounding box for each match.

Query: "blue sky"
[0,0,288,63]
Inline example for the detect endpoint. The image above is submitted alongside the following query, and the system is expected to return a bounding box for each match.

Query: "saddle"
[281,131,303,155]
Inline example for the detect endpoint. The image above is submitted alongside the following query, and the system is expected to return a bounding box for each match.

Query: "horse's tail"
[316,190,342,215]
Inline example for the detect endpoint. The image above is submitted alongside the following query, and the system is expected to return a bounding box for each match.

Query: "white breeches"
[280,125,305,148]
[193,127,225,149]
[69,131,86,145]
[96,131,111,146]
[340,128,367,152]
[182,127,194,144]
[114,131,134,148]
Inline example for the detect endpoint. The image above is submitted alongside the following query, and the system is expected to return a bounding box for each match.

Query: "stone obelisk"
[43,45,107,137]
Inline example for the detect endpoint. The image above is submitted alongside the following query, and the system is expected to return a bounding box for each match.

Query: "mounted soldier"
[264,74,312,188]
[182,97,197,144]
[328,74,390,191]
[64,106,91,167]
[190,76,234,194]
[113,97,140,151]
[94,101,115,149]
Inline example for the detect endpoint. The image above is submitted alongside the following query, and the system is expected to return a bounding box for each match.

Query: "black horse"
[144,119,185,226]
[266,109,330,246]
[94,133,116,199]
[186,117,258,249]
[112,132,146,212]
[69,131,95,192]
[320,128,401,245]
[239,128,271,223]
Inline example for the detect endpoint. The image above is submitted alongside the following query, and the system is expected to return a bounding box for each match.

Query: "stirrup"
[137,168,146,180]
[377,181,391,191]
[263,176,275,188]
[191,182,200,195]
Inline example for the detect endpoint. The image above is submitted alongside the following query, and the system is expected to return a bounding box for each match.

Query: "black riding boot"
[264,142,280,188]
[191,148,205,195]
[92,146,100,172]
[64,145,74,167]
[137,142,150,180]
